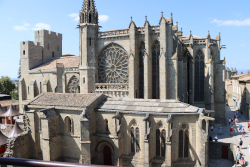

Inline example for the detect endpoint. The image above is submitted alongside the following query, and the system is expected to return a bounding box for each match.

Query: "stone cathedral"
[19,0,225,166]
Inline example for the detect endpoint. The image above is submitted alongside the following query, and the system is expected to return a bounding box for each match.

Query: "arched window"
[152,40,160,99]
[130,122,140,153]
[65,116,74,135]
[138,41,145,98]
[194,50,204,102]
[156,129,160,156]
[131,127,135,153]
[135,127,140,152]
[40,82,42,94]
[104,119,109,132]
[179,124,189,158]
[68,76,80,93]
[156,129,166,156]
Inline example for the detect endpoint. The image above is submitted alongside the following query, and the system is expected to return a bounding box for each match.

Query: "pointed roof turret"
[0,105,21,117]
[6,122,23,138]
[129,16,137,28]
[0,105,6,115]
[0,131,7,146]
[144,16,150,27]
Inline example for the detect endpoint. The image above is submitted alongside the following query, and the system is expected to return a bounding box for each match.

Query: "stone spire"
[79,0,98,24]
[82,0,96,12]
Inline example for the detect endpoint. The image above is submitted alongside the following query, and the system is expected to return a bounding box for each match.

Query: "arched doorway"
[103,146,112,165]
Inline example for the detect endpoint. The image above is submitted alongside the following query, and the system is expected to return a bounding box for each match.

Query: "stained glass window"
[194,50,204,102]
[152,40,160,99]
[98,43,129,83]
[139,42,145,98]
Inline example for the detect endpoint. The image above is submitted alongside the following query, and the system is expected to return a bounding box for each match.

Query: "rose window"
[98,44,128,83]
[68,76,80,93]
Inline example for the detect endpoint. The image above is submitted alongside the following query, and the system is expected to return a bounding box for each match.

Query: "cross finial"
[171,12,173,17]
[145,16,147,21]
[161,11,163,17]
[208,30,210,34]
[131,16,133,21]
[190,30,192,35]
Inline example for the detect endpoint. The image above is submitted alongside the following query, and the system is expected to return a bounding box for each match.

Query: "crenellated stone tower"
[78,0,99,94]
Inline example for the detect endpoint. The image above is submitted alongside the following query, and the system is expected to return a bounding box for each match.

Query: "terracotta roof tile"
[32,56,80,70]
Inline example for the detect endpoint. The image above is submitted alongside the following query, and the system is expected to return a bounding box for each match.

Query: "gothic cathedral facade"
[19,1,225,121]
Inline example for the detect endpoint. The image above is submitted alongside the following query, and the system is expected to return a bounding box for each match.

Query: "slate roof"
[31,56,80,70]
[28,93,102,108]
[97,98,199,113]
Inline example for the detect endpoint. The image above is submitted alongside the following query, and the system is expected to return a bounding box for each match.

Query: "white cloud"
[211,18,250,26]
[69,13,79,22]
[99,15,109,22]
[13,22,30,31]
[32,23,51,30]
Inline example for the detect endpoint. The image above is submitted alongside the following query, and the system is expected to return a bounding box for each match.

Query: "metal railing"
[0,157,113,167]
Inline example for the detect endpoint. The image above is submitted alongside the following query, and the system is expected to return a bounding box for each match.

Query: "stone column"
[144,19,152,99]
[159,15,167,99]
[165,122,171,167]
[41,117,50,161]
[129,20,137,98]
[143,114,150,166]
[80,111,91,164]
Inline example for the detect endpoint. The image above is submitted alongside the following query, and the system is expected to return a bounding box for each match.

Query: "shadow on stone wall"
[209,142,234,162]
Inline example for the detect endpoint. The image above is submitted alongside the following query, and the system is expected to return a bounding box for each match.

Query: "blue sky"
[0,0,250,78]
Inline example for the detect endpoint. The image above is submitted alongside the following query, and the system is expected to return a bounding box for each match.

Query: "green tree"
[0,76,16,95]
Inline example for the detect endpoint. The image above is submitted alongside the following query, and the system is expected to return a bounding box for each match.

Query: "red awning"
[0,105,6,115]
[6,122,23,138]
[0,105,21,117]
[0,131,7,146]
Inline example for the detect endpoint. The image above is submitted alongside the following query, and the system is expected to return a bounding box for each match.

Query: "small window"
[131,125,140,153]
[23,42,25,45]
[23,50,25,55]
[52,52,54,58]
[65,116,73,135]
[89,14,92,23]
[89,38,91,46]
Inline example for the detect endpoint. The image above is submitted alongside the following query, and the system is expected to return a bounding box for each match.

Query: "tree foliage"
[0,76,16,95]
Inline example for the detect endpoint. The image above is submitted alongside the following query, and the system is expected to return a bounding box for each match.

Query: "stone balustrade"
[95,83,129,97]
[64,67,79,72]
[98,29,129,37]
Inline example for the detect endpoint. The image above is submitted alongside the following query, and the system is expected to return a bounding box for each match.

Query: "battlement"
[35,29,62,39]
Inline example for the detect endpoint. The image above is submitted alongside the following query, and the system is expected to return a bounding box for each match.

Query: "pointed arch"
[152,40,160,99]
[138,41,145,98]
[67,75,80,93]
[194,49,204,102]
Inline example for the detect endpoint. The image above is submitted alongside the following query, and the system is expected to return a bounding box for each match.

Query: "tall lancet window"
[138,41,145,98]
[194,49,204,102]
[152,40,160,99]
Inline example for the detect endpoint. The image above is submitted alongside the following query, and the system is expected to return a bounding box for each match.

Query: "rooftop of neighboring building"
[96,98,200,113]
[0,100,18,108]
[182,35,202,40]
[31,56,79,71]
[27,92,103,109]
[0,95,11,101]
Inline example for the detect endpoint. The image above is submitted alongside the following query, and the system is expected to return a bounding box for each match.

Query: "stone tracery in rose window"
[98,43,129,83]
[68,76,80,93]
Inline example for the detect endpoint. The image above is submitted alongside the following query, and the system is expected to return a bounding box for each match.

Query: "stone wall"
[209,142,234,161]
[4,131,33,159]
